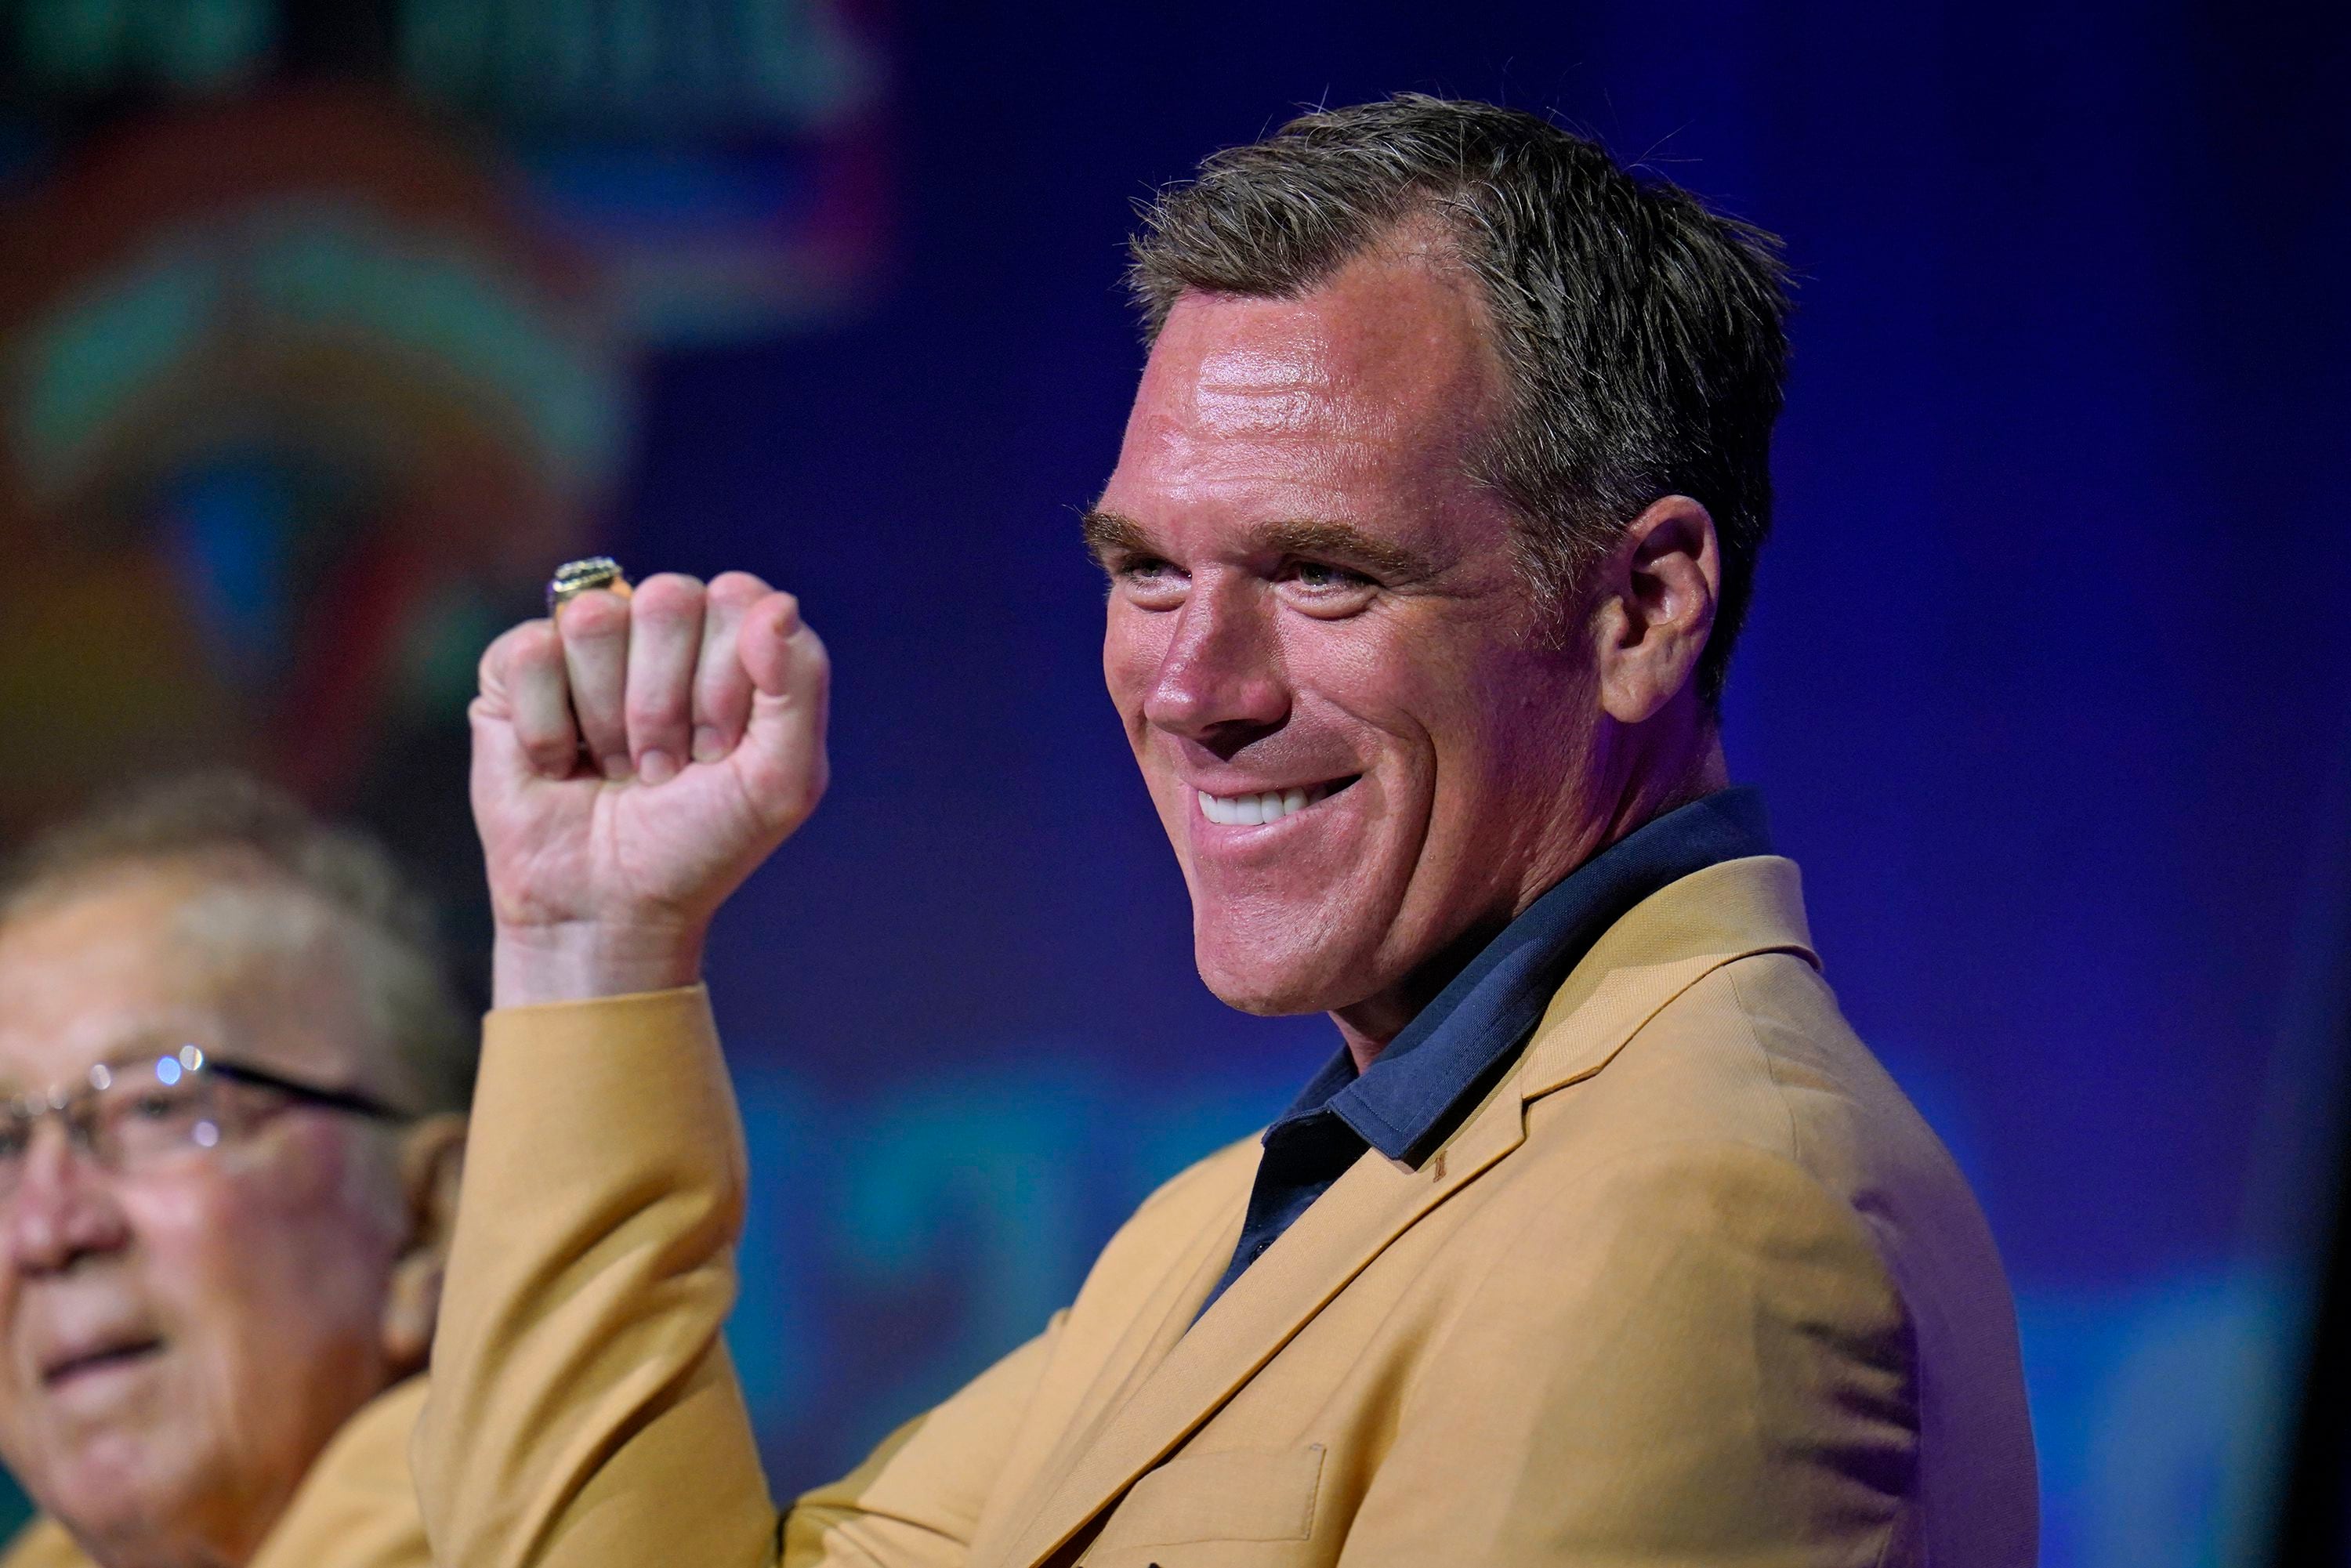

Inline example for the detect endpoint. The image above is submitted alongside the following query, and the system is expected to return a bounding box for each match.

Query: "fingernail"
[600,754,632,782]
[692,726,724,762]
[639,748,678,785]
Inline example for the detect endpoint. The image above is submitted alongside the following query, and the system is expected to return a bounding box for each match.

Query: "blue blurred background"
[0,2,2344,1563]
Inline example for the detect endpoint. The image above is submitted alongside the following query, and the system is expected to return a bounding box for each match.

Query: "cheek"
[1428,654,1595,840]
[125,1138,399,1347]
[1303,628,1577,832]
[1273,617,1444,764]
[1102,604,1172,730]
[120,1174,269,1320]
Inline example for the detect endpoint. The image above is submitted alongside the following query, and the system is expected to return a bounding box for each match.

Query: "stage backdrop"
[2,4,2347,1566]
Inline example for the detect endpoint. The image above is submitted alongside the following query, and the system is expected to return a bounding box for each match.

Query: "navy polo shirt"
[1195,786,1773,1316]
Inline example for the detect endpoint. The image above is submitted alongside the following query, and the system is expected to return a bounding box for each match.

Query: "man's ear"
[379,1112,465,1377]
[1589,494,1721,725]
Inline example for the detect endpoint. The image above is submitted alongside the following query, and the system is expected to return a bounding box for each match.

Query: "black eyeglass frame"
[197,1059,410,1122]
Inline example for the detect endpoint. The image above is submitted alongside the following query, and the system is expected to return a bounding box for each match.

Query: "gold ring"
[548,556,632,617]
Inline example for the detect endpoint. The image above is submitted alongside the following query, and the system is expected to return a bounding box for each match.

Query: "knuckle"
[480,620,544,679]
[576,683,625,725]
[694,674,748,718]
[625,686,687,727]
[635,572,706,614]
[512,696,569,741]
[708,570,772,605]
[560,594,629,641]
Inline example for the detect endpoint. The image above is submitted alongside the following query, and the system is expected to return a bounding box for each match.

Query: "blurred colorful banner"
[0,0,889,939]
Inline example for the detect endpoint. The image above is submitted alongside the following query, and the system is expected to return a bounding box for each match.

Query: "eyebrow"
[1080,509,1154,567]
[1258,519,1436,582]
[1079,510,1436,582]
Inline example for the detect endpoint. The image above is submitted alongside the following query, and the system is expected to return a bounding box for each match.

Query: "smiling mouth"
[44,1338,163,1389]
[1195,775,1361,827]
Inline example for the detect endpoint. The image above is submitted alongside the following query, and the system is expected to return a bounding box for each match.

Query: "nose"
[1139,577,1290,754]
[6,1124,129,1276]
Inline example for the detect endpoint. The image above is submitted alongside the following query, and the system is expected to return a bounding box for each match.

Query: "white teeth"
[1196,784,1332,827]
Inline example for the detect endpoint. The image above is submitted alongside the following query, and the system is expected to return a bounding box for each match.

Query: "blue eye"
[1111,556,1187,608]
[1291,562,1373,591]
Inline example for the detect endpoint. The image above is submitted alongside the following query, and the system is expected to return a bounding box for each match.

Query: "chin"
[43,1447,188,1552]
[1192,917,1384,1019]
[1197,969,1322,1017]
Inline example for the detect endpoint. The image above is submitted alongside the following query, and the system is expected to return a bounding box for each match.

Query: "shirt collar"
[1268,786,1774,1165]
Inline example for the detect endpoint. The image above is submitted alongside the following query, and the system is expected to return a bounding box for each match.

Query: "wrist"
[491,918,707,1008]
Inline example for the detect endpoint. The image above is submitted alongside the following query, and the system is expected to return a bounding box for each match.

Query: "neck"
[1328,710,1727,1074]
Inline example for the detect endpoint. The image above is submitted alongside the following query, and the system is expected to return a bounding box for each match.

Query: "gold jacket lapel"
[1519,855,1817,1098]
[994,1069,1528,1568]
[990,1176,1244,1540]
[996,856,1818,1568]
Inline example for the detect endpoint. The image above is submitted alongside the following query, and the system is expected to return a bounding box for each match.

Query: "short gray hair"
[0,773,475,1113]
[1127,94,1793,705]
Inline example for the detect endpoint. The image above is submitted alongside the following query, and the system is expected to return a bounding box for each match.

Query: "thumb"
[734,594,831,828]
[738,592,814,701]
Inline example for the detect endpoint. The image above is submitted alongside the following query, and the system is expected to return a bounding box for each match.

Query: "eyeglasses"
[0,1048,408,1198]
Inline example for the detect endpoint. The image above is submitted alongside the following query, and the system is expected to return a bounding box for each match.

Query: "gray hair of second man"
[0,772,476,1114]
[1126,93,1794,707]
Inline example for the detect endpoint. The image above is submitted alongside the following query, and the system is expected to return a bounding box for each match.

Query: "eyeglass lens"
[0,1052,226,1193]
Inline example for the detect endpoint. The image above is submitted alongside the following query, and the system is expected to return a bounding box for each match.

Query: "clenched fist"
[470,570,830,1005]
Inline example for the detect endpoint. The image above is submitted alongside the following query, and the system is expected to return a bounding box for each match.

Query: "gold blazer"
[417,856,2038,1566]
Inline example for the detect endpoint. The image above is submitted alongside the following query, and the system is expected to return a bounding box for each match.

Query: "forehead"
[0,864,365,1090]
[1107,243,1505,527]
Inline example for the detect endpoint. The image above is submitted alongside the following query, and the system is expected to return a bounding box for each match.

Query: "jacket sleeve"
[1335,1140,1920,1568]
[413,987,1059,1568]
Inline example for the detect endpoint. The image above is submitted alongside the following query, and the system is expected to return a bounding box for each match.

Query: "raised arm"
[414,570,821,1568]
[419,570,1078,1568]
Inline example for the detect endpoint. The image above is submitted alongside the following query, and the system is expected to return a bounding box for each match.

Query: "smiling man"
[418,96,2037,1566]
[0,776,467,1568]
